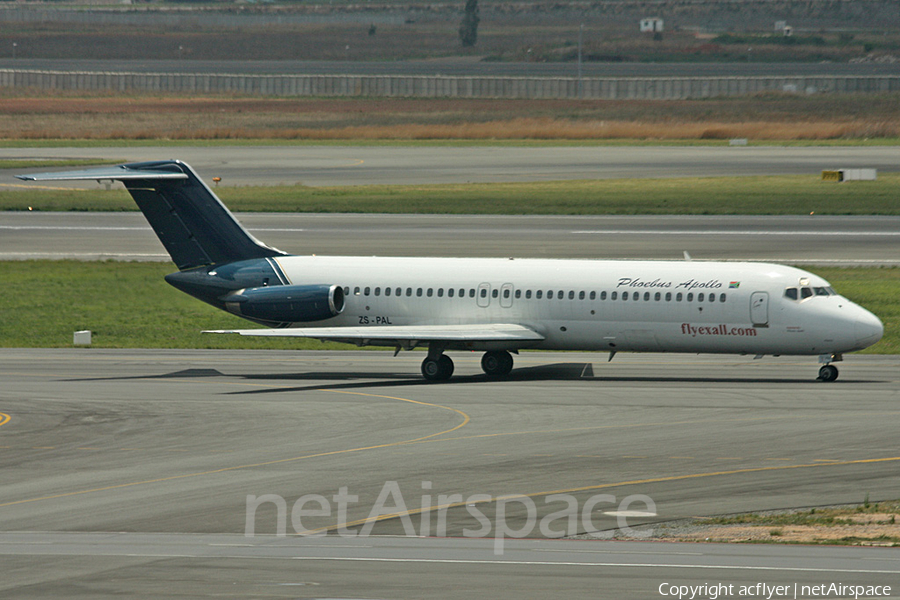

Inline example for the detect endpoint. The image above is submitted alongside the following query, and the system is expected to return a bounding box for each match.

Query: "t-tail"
[17,160,286,270]
[15,160,330,325]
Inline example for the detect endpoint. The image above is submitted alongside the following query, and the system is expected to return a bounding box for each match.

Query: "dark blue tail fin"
[18,160,287,270]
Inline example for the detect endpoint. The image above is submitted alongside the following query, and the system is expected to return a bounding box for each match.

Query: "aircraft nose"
[854,311,884,348]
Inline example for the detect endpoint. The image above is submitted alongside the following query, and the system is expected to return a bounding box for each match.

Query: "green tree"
[459,0,479,47]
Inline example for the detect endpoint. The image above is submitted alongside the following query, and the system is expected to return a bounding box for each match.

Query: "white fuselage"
[271,256,883,356]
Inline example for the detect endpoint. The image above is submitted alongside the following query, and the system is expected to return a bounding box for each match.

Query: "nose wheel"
[817,364,839,382]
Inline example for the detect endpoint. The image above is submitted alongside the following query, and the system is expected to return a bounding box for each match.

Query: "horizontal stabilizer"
[205,323,545,345]
[16,164,189,182]
[17,160,286,270]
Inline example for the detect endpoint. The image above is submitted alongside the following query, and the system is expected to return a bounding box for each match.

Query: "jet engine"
[223,284,344,323]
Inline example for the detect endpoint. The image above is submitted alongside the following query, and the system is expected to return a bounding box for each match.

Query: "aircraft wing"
[205,323,545,345]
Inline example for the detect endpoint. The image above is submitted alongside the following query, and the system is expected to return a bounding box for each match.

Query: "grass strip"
[0,261,896,352]
[2,173,899,215]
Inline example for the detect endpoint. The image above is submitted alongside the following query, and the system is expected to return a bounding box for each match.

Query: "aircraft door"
[750,292,768,327]
[500,283,514,308]
[477,282,491,308]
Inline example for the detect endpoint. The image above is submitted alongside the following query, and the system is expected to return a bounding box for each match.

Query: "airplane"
[18,160,883,382]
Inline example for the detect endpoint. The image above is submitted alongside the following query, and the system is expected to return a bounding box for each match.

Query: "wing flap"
[205,323,545,344]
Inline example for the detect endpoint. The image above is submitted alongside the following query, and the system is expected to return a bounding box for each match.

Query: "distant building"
[640,17,664,33]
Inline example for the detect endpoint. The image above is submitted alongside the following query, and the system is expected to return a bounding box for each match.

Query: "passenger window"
[676,293,683,302]
[800,287,813,299]
[600,291,607,300]
[687,293,693,302]
[536,290,543,299]
[395,287,401,296]
[427,288,434,297]
[438,288,444,297]
[611,292,617,300]
[343,286,350,295]
[590,291,596,300]
[448,288,455,298]
[719,294,726,302]
[384,287,391,297]
[559,291,565,300]
[622,292,629,301]
[655,292,661,301]
[469,289,475,298]
[492,289,499,298]
[503,289,510,299]
[643,292,650,301]
[459,288,465,297]
[480,289,487,298]
[407,288,413,297]
[515,290,521,299]
[665,292,672,301]
[634,292,639,301]
[354,286,361,296]
[526,290,532,299]
[569,291,575,300]
[364,287,371,296]
[547,290,553,299]
[417,288,423,297]
[784,288,798,300]
[709,293,715,302]
[698,293,704,302]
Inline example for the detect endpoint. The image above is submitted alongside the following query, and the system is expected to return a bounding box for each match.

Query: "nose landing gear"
[817,353,842,382]
[817,364,839,382]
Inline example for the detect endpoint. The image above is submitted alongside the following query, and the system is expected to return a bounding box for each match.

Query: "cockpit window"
[784,288,798,301]
[826,287,837,296]
[814,287,829,296]
[800,287,813,299]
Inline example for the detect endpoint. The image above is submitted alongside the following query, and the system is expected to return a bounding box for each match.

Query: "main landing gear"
[420,347,516,381]
[481,350,514,377]
[421,352,454,381]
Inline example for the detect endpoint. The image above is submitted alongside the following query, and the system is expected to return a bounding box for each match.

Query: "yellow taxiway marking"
[321,455,900,534]
[0,389,470,509]
[0,413,9,428]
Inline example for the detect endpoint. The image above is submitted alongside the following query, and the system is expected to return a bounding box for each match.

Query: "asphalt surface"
[4,146,898,187]
[3,58,899,78]
[1,349,899,598]
[3,212,900,265]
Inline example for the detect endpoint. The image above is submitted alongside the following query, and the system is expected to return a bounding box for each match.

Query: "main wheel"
[422,355,454,381]
[817,364,839,382]
[481,350,514,377]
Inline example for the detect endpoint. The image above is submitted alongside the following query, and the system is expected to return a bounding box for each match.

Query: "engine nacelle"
[223,284,344,323]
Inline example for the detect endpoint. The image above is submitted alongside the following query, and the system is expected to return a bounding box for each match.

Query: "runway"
[3,145,898,187]
[1,349,899,597]
[3,212,900,265]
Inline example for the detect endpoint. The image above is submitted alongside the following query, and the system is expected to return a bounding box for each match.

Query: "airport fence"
[0,69,897,100]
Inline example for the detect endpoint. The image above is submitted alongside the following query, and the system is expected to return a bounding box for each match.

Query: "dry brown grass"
[0,94,897,141]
